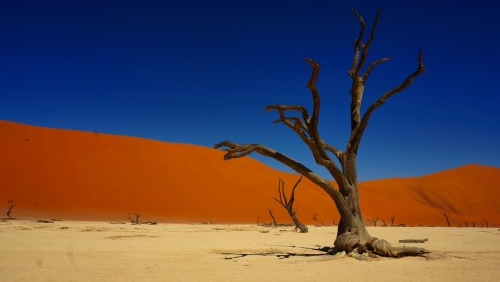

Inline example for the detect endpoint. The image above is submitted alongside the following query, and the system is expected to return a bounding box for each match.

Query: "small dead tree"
[214,7,428,258]
[471,222,475,228]
[443,212,451,227]
[390,215,395,227]
[312,214,317,222]
[368,217,378,227]
[332,219,337,226]
[484,220,489,228]
[7,200,15,219]
[127,213,140,224]
[273,176,308,233]
[382,220,387,227]
[464,221,469,227]
[268,209,278,226]
[6,200,15,219]
[257,216,272,227]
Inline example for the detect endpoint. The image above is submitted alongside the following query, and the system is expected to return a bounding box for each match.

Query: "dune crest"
[1,120,499,226]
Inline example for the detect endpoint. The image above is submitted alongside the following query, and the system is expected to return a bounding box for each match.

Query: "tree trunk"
[289,211,308,233]
[332,181,430,257]
[7,205,14,219]
[268,209,278,226]
[334,181,372,253]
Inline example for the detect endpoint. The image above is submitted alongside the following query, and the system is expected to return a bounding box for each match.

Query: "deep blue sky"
[1,0,499,181]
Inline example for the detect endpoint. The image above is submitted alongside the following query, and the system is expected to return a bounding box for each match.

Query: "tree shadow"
[219,245,334,260]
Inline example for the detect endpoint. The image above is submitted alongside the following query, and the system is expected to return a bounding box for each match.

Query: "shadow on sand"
[219,245,335,260]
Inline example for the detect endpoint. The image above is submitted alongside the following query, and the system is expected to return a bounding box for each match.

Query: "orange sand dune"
[359,164,500,226]
[1,120,499,226]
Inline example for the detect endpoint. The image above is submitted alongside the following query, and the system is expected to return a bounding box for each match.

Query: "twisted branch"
[263,59,344,181]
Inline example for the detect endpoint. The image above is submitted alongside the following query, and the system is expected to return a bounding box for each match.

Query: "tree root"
[347,251,373,261]
[369,237,431,258]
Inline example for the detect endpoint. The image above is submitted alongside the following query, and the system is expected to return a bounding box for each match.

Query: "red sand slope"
[1,120,499,226]
[359,164,500,226]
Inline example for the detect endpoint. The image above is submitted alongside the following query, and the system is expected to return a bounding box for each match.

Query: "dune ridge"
[1,120,499,226]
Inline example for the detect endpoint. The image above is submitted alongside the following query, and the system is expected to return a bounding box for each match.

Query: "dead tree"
[127,213,140,224]
[268,209,278,226]
[214,7,428,258]
[390,215,395,227]
[273,176,308,233]
[443,212,451,227]
[6,200,15,219]
[312,214,317,222]
[257,216,272,227]
[484,220,489,228]
[368,217,378,227]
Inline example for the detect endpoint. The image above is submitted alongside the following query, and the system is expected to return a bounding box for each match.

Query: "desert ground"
[1,219,499,281]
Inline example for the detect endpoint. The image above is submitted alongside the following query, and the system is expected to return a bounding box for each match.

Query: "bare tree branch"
[265,104,311,126]
[305,58,331,163]
[348,50,425,153]
[322,141,342,159]
[350,9,366,79]
[348,7,383,132]
[214,141,330,187]
[351,7,382,78]
[263,64,345,181]
[362,57,392,81]
[213,141,354,226]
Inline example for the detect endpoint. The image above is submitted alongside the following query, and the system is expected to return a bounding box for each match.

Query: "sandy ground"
[1,220,499,281]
